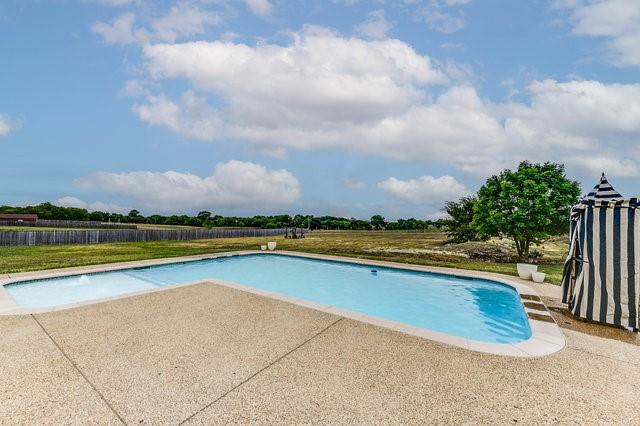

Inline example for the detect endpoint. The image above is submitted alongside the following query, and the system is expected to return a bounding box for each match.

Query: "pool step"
[520,294,556,323]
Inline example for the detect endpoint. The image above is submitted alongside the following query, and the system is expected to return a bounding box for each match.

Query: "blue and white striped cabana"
[561,175,639,330]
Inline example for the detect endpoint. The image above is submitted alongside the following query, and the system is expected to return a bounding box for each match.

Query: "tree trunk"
[514,237,532,261]
[514,238,522,258]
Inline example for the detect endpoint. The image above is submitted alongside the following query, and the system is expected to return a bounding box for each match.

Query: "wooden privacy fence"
[0,220,137,229]
[0,228,306,247]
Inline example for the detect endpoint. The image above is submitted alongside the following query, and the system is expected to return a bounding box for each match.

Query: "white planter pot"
[260,245,267,251]
[267,241,277,251]
[531,271,546,283]
[516,263,538,280]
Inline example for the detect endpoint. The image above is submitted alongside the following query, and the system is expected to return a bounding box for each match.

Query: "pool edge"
[0,250,566,358]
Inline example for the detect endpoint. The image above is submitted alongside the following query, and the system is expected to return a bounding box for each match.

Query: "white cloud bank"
[73,160,301,213]
[556,0,640,67]
[56,196,130,214]
[121,25,640,178]
[378,175,470,205]
[0,113,21,137]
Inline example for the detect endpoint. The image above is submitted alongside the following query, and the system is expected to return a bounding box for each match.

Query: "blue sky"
[1,0,639,218]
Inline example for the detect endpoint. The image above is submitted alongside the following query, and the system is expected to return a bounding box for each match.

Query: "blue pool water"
[5,254,531,343]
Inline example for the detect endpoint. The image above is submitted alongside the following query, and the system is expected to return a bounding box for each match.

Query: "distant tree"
[88,211,108,222]
[310,217,322,230]
[370,215,387,230]
[125,209,145,223]
[147,215,164,225]
[196,210,211,224]
[473,161,580,260]
[110,213,124,223]
[444,196,486,243]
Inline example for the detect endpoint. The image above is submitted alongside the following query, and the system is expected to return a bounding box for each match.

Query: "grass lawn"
[0,230,567,284]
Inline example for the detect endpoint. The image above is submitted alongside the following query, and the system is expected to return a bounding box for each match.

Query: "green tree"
[473,161,580,260]
[444,196,486,243]
[370,215,386,230]
[197,211,212,221]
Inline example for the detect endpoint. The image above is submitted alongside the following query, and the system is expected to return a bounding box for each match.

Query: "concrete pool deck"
[1,280,639,424]
[0,251,565,357]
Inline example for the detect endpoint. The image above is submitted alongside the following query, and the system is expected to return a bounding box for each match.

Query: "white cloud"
[137,25,453,147]
[56,196,130,214]
[132,26,640,178]
[501,79,640,176]
[244,0,273,17]
[413,0,473,34]
[92,13,148,44]
[557,0,640,67]
[417,3,466,33]
[96,0,133,5]
[0,113,21,137]
[134,91,222,140]
[121,79,150,97]
[343,179,367,190]
[378,175,470,205]
[142,26,447,108]
[151,4,221,42]
[355,9,393,39]
[92,4,220,45]
[74,160,301,213]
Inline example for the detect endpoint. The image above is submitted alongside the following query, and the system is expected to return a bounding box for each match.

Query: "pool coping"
[0,250,565,358]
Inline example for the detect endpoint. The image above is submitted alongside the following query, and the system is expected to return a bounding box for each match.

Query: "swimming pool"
[4,253,532,344]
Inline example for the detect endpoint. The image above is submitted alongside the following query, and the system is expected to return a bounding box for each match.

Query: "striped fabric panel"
[561,218,580,303]
[613,207,622,324]
[575,207,592,318]
[575,206,587,314]
[570,208,584,316]
[586,207,598,319]
[629,208,638,329]
[565,203,639,330]
[600,207,614,324]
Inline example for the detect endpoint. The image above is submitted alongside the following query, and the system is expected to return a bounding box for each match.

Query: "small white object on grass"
[260,245,267,251]
[267,241,277,251]
[516,263,538,280]
[531,271,546,283]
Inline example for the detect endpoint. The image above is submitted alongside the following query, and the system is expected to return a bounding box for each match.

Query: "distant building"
[0,213,38,223]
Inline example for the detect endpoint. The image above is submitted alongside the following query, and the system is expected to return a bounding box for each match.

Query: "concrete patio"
[1,281,639,424]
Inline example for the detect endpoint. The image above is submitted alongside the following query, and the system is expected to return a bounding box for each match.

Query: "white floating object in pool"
[66,274,90,287]
[516,263,537,280]
[267,241,277,251]
[531,271,546,283]
[260,245,267,251]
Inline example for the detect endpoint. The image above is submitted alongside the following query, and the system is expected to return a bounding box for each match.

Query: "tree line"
[2,161,581,258]
[0,204,447,231]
